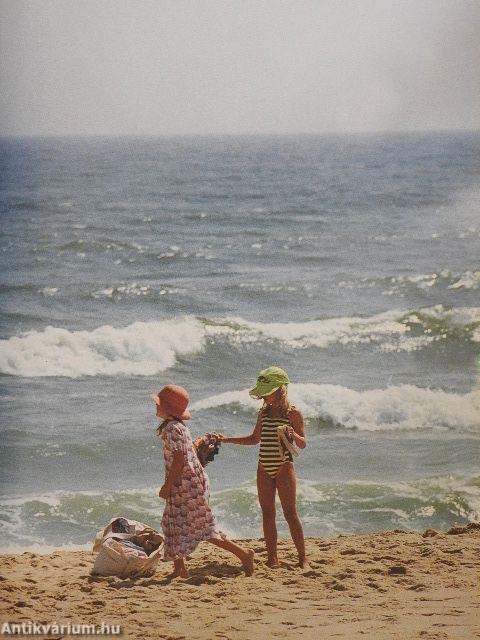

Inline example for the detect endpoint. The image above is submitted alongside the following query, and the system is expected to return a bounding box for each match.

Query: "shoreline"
[0,520,478,557]
[1,523,478,639]
[0,526,477,558]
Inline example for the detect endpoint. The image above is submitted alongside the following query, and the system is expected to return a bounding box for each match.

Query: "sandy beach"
[1,523,478,640]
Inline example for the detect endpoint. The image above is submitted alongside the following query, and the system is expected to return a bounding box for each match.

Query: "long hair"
[156,419,169,436]
[263,384,291,418]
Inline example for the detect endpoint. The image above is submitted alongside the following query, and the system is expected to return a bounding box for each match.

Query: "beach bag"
[91,517,163,578]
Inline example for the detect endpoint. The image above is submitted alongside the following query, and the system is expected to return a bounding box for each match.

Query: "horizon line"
[0,127,479,139]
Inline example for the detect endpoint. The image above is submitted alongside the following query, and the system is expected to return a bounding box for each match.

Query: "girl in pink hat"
[151,384,254,579]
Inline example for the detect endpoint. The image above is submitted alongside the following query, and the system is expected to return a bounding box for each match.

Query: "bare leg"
[208,537,254,576]
[172,557,189,578]
[276,462,308,568]
[257,464,279,568]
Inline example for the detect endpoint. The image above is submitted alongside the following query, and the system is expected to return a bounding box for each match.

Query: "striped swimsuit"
[259,410,294,478]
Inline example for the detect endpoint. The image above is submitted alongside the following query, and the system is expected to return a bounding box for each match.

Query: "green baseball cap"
[249,366,290,399]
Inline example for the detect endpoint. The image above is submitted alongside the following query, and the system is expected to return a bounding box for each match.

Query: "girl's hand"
[192,436,204,449]
[286,425,295,441]
[158,484,170,499]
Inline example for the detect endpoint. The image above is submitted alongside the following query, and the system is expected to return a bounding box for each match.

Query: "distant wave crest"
[337,269,480,294]
[205,305,480,352]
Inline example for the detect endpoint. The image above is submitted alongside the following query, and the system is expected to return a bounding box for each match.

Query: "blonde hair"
[263,384,291,418]
[156,419,169,436]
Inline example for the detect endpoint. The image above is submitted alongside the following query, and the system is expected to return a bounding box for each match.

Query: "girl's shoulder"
[163,419,189,436]
[288,406,304,423]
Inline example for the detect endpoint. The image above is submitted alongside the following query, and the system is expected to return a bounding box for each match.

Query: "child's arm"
[288,409,307,449]
[159,450,185,499]
[221,410,263,445]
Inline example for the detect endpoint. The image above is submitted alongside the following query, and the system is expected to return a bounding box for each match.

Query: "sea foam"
[1,305,478,377]
[338,270,480,294]
[206,305,480,352]
[192,383,480,432]
[2,474,478,552]
[0,317,205,377]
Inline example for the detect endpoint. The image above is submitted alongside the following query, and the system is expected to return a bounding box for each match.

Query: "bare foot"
[242,549,255,576]
[266,559,281,569]
[172,558,189,579]
[298,558,310,569]
[170,567,189,579]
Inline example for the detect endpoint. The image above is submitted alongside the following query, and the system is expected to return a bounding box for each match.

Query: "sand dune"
[1,524,479,640]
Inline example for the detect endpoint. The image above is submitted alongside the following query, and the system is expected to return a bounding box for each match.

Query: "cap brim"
[249,384,281,399]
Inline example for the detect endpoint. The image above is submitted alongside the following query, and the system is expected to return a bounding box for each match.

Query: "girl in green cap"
[221,367,308,569]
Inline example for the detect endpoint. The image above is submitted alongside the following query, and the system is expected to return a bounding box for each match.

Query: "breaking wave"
[205,304,480,351]
[0,317,205,377]
[192,383,480,432]
[1,305,478,377]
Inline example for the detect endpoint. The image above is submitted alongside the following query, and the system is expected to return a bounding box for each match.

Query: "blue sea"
[0,133,479,553]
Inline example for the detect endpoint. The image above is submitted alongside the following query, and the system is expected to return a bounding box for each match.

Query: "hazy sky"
[1,0,479,135]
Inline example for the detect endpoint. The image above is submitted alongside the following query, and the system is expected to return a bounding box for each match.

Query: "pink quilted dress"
[161,420,225,560]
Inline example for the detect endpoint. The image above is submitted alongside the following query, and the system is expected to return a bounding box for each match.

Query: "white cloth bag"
[91,517,163,578]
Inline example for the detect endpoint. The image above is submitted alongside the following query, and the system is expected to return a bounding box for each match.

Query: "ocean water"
[0,133,479,553]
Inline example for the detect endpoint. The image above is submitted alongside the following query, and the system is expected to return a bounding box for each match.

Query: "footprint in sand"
[184,576,207,586]
[388,565,407,575]
[366,580,387,592]
[408,583,426,591]
[91,599,106,607]
[301,569,318,578]
[80,586,93,593]
[334,571,354,579]
[325,579,347,591]
[340,548,362,555]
